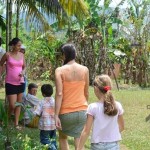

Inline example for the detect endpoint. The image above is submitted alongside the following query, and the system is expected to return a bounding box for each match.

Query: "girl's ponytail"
[104,91,118,116]
[94,75,118,116]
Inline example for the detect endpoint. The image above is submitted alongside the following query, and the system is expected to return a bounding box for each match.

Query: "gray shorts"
[59,110,86,138]
[91,142,120,150]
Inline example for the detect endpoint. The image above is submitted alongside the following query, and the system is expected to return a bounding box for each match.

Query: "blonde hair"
[93,75,118,116]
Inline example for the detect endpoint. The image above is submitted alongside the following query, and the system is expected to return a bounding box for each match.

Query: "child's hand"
[34,106,37,110]
[55,115,62,130]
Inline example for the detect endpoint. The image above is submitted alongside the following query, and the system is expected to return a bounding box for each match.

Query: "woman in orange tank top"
[55,43,89,150]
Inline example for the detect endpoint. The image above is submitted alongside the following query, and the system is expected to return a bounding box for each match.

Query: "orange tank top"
[59,68,88,114]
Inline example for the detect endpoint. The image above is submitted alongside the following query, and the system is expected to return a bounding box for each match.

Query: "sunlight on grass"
[0,85,150,150]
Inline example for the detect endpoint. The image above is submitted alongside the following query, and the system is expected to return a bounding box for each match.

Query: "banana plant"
[119,0,150,86]
[83,0,125,87]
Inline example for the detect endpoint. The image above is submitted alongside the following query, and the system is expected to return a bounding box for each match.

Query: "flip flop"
[15,125,22,131]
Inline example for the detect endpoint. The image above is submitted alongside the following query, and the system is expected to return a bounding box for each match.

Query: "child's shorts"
[91,142,120,150]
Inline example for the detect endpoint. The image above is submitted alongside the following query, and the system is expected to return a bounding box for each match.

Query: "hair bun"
[8,37,21,46]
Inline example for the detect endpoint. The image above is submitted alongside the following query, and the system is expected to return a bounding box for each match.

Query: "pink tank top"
[5,53,24,85]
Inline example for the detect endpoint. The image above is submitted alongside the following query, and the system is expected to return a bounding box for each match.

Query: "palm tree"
[5,0,89,51]
[14,0,89,34]
[9,0,12,41]
[6,0,9,51]
[16,0,20,37]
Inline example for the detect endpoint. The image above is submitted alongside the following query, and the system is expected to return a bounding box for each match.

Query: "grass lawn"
[0,84,150,150]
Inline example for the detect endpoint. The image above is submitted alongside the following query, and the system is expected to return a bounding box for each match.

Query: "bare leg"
[74,137,84,150]
[14,93,23,126]
[59,131,69,150]
[7,94,17,118]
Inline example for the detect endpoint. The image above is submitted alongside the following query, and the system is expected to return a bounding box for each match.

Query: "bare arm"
[21,55,26,76]
[118,115,124,132]
[0,53,7,76]
[55,67,63,129]
[77,114,93,150]
[84,67,89,101]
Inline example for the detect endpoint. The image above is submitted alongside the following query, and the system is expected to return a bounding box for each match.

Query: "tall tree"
[16,0,20,37]
[6,0,9,51]
[8,0,12,42]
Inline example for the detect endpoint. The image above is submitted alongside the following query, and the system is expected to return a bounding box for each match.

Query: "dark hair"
[61,43,76,65]
[9,37,21,46]
[94,75,118,116]
[28,83,38,90]
[0,37,2,46]
[41,84,53,97]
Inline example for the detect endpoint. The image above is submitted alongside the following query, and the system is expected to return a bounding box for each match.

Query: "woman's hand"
[19,71,24,77]
[55,115,62,130]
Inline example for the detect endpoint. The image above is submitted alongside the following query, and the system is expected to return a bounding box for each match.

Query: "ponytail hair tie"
[103,86,111,91]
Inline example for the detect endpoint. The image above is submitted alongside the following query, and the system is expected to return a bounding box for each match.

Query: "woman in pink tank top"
[55,44,89,150]
[0,38,26,129]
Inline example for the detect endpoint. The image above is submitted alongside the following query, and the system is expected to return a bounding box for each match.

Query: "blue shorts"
[40,130,57,150]
[91,142,120,150]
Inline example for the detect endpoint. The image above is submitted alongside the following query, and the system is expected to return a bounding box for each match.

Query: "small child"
[77,75,124,150]
[34,84,57,150]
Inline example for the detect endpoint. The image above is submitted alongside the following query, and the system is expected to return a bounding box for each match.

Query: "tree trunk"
[125,58,130,84]
[9,0,12,43]
[6,0,9,52]
[93,33,104,78]
[16,0,20,37]
[0,27,2,36]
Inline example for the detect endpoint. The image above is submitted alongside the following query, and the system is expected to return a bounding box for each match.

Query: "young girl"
[77,75,124,150]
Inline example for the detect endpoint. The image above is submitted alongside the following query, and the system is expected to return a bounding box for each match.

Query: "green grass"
[0,85,150,150]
